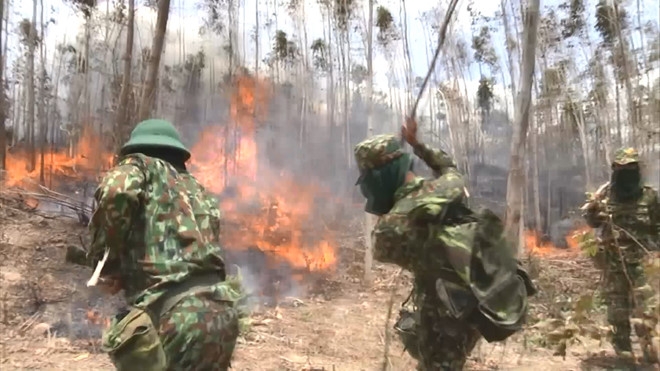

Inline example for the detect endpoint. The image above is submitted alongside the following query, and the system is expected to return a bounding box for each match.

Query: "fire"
[524,226,591,256]
[2,72,337,275]
[85,309,111,328]
[189,73,337,272]
[2,126,113,188]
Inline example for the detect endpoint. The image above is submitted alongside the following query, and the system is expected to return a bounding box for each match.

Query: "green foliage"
[376,6,393,31]
[273,30,298,64]
[455,39,470,65]
[64,0,97,18]
[199,0,228,35]
[574,228,598,257]
[540,66,566,97]
[18,19,40,47]
[184,50,206,73]
[610,42,636,83]
[561,98,580,135]
[375,6,399,47]
[595,0,628,46]
[333,0,355,31]
[351,64,367,86]
[586,49,609,106]
[286,0,301,14]
[310,38,329,72]
[538,9,562,52]
[471,26,499,71]
[559,0,586,38]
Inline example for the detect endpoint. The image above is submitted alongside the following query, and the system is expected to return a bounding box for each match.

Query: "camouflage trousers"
[104,294,240,371]
[395,287,481,370]
[158,293,240,370]
[603,259,655,361]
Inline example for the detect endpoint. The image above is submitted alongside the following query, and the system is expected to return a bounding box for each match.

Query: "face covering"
[358,154,412,216]
[611,166,642,202]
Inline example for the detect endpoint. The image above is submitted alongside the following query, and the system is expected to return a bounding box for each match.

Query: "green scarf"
[359,153,412,215]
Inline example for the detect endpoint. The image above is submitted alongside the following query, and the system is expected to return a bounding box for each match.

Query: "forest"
[0,0,658,369]
[0,0,658,235]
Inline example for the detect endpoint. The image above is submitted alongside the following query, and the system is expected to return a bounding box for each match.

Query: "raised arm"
[581,183,609,229]
[87,159,145,272]
[412,141,459,178]
[402,117,460,179]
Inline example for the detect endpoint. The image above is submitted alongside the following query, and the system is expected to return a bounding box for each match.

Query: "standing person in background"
[582,147,660,363]
[88,118,247,371]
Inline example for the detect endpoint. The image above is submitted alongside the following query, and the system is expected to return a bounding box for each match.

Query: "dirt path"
[0,197,655,370]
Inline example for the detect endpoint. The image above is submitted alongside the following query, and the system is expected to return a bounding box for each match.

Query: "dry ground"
[0,194,657,370]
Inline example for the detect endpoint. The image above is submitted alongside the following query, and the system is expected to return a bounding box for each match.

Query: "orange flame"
[85,309,111,328]
[2,73,337,274]
[189,73,337,272]
[3,126,113,188]
[524,226,590,256]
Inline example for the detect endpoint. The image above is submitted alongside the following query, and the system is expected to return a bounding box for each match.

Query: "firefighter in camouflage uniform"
[353,118,536,370]
[87,119,246,371]
[582,147,660,363]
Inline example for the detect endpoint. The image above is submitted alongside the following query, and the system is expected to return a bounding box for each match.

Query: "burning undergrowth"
[2,72,341,311]
[188,73,339,306]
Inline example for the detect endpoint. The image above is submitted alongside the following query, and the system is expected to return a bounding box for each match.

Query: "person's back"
[355,121,535,370]
[88,119,245,371]
[97,153,227,302]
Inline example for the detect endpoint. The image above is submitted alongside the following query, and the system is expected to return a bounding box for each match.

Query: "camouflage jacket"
[372,142,469,278]
[88,154,239,308]
[583,182,660,256]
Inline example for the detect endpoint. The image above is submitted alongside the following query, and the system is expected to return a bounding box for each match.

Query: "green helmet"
[613,147,640,165]
[120,119,191,161]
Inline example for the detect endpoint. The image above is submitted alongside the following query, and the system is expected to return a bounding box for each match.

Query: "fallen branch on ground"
[0,183,93,219]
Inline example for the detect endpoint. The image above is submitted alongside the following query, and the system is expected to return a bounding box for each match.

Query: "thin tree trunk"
[38,0,46,183]
[501,0,517,103]
[0,0,5,171]
[137,0,171,121]
[363,0,375,284]
[115,0,135,153]
[504,0,540,254]
[27,0,37,171]
[255,0,259,77]
[612,2,637,142]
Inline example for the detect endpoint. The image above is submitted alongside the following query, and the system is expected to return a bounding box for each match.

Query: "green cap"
[613,147,639,165]
[354,134,405,184]
[354,134,404,171]
[120,119,191,161]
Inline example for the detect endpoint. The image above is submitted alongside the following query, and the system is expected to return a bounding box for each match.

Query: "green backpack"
[406,196,538,342]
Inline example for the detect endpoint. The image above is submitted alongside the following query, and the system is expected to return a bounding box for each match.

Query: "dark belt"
[148,272,224,321]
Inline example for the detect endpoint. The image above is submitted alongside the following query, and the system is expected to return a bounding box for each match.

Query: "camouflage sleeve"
[371,213,412,269]
[582,203,605,228]
[204,193,222,243]
[87,162,145,269]
[412,141,457,178]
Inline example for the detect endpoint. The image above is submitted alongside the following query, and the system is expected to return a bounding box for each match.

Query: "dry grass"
[1,194,654,370]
